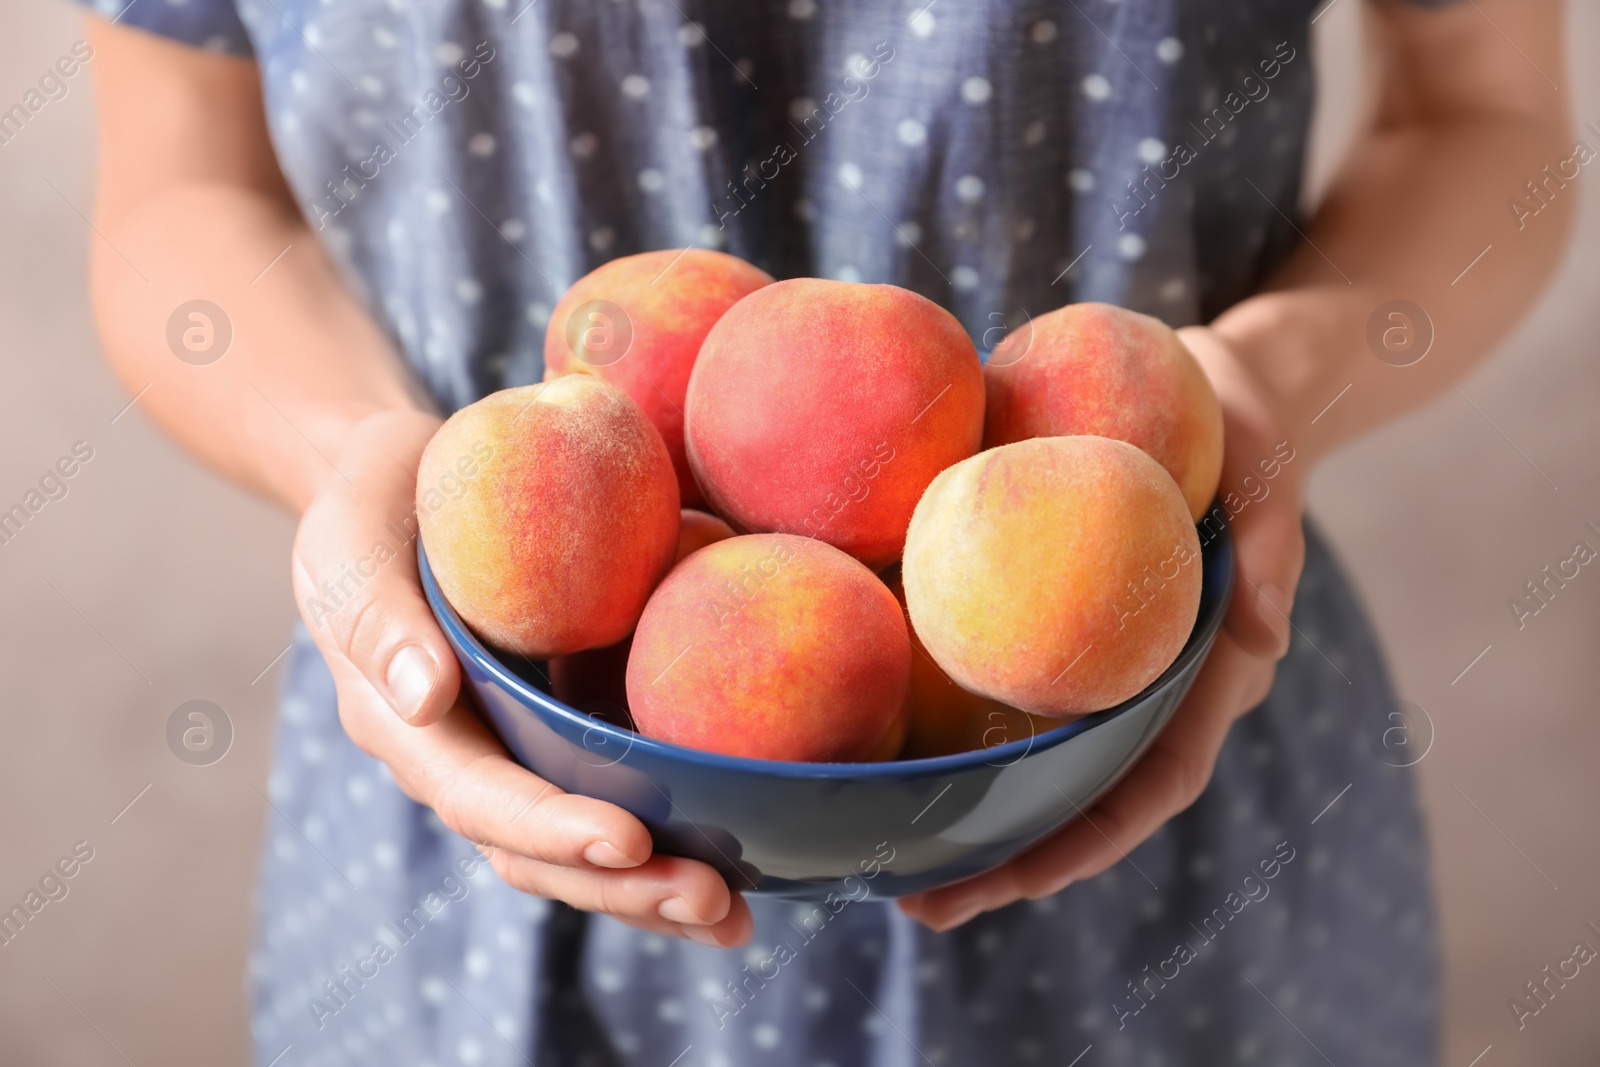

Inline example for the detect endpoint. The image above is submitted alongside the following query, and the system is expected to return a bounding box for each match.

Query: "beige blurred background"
[0,1,1595,1063]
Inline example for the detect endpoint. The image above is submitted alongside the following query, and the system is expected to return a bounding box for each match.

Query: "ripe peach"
[685,279,985,568]
[675,508,736,564]
[984,302,1223,520]
[626,534,911,762]
[883,569,1057,759]
[544,249,774,509]
[545,510,732,721]
[902,436,1202,717]
[418,376,679,657]
[863,709,910,761]
[902,675,1053,759]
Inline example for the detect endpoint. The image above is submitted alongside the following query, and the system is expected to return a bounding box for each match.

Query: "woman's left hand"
[898,325,1307,932]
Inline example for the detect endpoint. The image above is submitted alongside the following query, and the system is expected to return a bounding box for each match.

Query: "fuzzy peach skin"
[883,568,1057,758]
[674,508,736,564]
[626,534,911,762]
[544,250,774,509]
[546,510,733,718]
[685,279,985,568]
[903,436,1202,717]
[417,376,679,657]
[984,302,1224,520]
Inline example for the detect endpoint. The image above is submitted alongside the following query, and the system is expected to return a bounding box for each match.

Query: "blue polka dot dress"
[88,1,1451,1063]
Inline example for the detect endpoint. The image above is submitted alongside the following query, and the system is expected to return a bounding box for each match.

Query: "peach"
[984,302,1223,520]
[902,436,1202,717]
[626,534,910,761]
[418,376,679,657]
[883,569,1057,759]
[864,707,910,761]
[545,510,732,721]
[544,249,774,509]
[685,279,985,568]
[675,508,736,564]
[901,674,1053,759]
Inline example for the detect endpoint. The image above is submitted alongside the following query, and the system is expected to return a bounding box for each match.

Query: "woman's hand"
[291,409,752,946]
[897,326,1306,931]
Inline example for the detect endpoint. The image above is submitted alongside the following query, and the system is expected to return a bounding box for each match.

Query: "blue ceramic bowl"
[420,524,1232,900]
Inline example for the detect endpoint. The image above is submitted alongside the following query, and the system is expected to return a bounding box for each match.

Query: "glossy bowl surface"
[421,523,1232,900]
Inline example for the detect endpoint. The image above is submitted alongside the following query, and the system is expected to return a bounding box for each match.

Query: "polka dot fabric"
[82,1,1453,1064]
[252,530,1439,1066]
[91,0,1358,409]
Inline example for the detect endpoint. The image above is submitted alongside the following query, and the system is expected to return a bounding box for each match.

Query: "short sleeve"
[80,0,254,58]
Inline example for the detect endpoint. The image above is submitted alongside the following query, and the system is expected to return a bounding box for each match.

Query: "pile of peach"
[419,251,1222,763]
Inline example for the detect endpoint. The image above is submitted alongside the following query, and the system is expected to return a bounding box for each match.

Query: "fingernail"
[1256,582,1292,655]
[386,644,439,722]
[933,903,984,933]
[658,896,708,925]
[682,924,723,947]
[583,841,636,869]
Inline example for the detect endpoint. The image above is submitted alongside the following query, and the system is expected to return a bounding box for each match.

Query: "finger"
[900,634,1265,930]
[330,672,656,869]
[610,890,756,948]
[484,849,743,940]
[428,738,657,870]
[1179,326,1307,660]
[293,409,461,726]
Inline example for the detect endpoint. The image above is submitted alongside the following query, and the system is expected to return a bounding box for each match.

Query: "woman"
[81,0,1569,1063]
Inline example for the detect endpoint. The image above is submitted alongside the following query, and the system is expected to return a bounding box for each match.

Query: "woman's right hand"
[290,408,751,946]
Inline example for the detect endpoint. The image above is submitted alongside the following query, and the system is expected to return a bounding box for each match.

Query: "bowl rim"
[420,521,1232,780]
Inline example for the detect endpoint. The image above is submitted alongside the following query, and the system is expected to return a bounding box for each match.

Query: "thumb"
[1179,326,1307,661]
[292,410,462,726]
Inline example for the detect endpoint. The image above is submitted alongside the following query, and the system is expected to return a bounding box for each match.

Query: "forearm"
[89,180,426,512]
[1213,24,1572,468]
